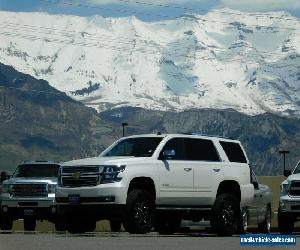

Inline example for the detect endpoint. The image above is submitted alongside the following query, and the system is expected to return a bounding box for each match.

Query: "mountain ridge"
[0,9,299,116]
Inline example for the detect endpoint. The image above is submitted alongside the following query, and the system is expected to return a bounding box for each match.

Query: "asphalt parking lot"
[0,232,298,250]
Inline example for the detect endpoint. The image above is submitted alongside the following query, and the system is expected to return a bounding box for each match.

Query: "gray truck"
[278,161,300,234]
[0,161,60,231]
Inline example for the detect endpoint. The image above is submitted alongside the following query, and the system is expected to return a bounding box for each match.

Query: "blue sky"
[0,0,300,21]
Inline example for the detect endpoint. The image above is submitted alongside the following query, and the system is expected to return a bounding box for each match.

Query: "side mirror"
[162,149,176,159]
[284,170,291,177]
[253,181,259,190]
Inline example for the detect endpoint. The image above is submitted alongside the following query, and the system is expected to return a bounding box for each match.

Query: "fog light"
[51,206,56,214]
[280,200,286,209]
[2,206,8,213]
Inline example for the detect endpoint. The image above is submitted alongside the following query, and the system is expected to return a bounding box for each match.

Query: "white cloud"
[219,0,300,11]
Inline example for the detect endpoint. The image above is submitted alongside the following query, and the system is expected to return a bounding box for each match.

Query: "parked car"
[0,171,10,228]
[0,161,60,231]
[278,161,300,234]
[240,170,272,234]
[56,133,257,235]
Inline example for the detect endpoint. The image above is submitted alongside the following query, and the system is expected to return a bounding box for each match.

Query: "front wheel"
[123,189,155,234]
[1,216,13,231]
[211,193,241,236]
[258,206,271,234]
[278,210,294,234]
[24,217,36,231]
[55,216,67,232]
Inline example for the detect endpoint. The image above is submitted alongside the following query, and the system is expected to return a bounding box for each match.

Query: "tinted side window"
[220,141,247,163]
[160,138,186,160]
[185,138,220,161]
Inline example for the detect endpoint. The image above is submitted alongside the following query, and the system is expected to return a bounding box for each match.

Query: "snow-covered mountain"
[0,9,300,116]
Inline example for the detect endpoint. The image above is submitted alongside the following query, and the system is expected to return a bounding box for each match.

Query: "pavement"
[0,232,298,250]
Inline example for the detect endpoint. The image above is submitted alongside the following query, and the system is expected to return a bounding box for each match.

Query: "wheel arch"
[127,176,156,199]
[217,180,241,203]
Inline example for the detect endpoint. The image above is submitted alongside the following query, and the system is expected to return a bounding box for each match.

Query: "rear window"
[185,138,220,161]
[160,138,220,161]
[220,141,247,163]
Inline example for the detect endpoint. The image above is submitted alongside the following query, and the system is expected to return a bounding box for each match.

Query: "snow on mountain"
[0,9,300,116]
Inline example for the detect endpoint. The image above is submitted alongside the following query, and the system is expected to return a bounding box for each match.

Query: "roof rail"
[178,132,234,140]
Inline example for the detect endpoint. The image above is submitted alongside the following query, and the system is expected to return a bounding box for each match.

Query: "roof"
[124,133,239,142]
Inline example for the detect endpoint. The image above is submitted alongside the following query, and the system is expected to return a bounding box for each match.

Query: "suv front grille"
[289,181,300,196]
[60,166,102,187]
[12,183,47,197]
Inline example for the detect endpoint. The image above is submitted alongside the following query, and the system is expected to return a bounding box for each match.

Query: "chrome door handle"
[184,168,192,172]
[213,168,220,172]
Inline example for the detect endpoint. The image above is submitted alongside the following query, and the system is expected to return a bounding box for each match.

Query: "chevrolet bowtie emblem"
[72,172,81,179]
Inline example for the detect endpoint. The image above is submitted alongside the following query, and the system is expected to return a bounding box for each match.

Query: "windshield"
[293,162,300,174]
[13,164,60,178]
[102,137,163,157]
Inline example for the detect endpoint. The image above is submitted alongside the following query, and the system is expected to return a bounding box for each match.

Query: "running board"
[156,206,212,211]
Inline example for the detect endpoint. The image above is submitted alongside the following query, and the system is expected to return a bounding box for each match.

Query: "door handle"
[213,168,220,172]
[184,168,192,172]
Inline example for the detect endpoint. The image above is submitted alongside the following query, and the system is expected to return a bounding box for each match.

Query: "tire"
[154,213,181,234]
[238,208,248,235]
[211,193,241,236]
[258,206,271,234]
[110,219,122,232]
[278,210,294,234]
[1,216,13,231]
[123,189,155,234]
[24,217,36,231]
[55,217,67,232]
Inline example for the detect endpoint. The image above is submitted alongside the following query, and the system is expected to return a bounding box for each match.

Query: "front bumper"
[1,197,57,221]
[279,195,300,214]
[55,182,128,205]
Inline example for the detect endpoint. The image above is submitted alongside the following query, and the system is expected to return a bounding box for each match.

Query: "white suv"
[56,133,255,235]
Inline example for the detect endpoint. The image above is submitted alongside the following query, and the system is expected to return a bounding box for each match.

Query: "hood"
[282,173,300,184]
[258,183,271,191]
[62,156,151,167]
[4,177,57,185]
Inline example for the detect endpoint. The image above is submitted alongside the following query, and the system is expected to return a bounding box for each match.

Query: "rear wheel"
[123,189,155,234]
[238,208,248,235]
[278,210,294,234]
[110,219,122,232]
[258,206,271,234]
[211,193,241,236]
[24,217,36,231]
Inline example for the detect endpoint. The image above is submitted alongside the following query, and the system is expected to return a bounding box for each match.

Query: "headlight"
[48,184,57,193]
[2,183,11,193]
[101,165,126,184]
[280,183,289,193]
